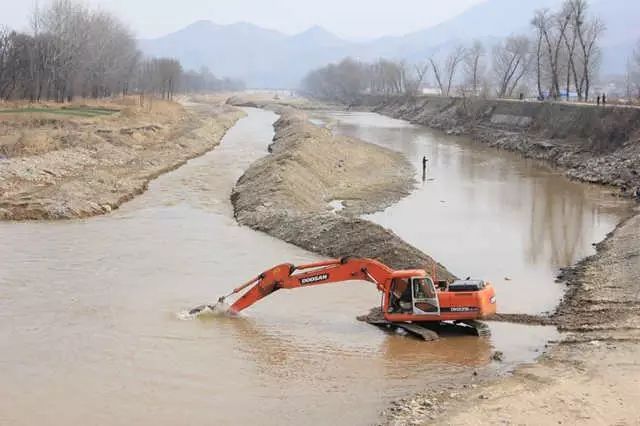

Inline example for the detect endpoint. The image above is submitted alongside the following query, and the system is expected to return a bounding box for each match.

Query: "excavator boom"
[228,258,393,314]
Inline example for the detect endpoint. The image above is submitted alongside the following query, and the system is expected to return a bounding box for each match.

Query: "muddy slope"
[356,95,640,195]
[0,99,243,220]
[231,109,454,278]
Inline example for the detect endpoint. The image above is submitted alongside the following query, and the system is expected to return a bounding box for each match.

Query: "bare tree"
[430,45,466,96]
[531,8,571,99]
[571,0,606,100]
[533,17,545,99]
[463,40,485,94]
[302,57,370,102]
[531,0,605,102]
[403,62,430,95]
[370,59,407,95]
[0,26,13,99]
[0,0,240,102]
[561,2,579,100]
[634,41,640,96]
[493,36,532,98]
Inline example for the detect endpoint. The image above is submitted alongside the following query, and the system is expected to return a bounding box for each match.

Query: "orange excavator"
[194,257,496,340]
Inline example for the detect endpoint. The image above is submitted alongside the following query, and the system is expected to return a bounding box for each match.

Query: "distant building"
[421,87,441,95]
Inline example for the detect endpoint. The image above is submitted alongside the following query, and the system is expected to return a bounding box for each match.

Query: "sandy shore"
[0,97,243,220]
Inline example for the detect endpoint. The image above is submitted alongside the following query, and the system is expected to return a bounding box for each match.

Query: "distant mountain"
[139,0,640,88]
[139,21,352,88]
[361,0,562,58]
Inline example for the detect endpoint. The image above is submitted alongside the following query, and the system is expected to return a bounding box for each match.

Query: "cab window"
[412,278,435,299]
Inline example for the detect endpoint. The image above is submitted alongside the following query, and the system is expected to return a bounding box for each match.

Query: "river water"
[0,107,626,425]
[312,111,630,315]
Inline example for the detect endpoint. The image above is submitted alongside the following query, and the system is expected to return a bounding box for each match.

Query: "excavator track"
[359,309,491,340]
[456,320,491,337]
[364,318,440,341]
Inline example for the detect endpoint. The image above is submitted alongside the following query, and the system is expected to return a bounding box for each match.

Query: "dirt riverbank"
[227,92,340,111]
[356,96,640,197]
[345,95,640,425]
[0,97,243,220]
[231,108,454,277]
[379,207,640,425]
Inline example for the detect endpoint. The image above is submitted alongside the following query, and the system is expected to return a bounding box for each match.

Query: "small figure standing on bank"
[597,95,601,106]
[422,156,428,181]
[602,93,607,106]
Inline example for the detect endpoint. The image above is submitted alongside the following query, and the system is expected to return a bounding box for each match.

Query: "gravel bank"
[0,98,243,220]
[231,108,455,278]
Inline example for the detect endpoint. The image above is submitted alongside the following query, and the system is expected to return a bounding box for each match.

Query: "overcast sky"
[1,0,485,39]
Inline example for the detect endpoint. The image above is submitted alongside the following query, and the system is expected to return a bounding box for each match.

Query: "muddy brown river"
[313,111,631,314]
[0,107,627,425]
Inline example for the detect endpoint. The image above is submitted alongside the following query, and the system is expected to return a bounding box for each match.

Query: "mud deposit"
[0,108,554,426]
[231,109,453,278]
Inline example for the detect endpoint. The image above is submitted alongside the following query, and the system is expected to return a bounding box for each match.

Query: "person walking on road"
[602,93,607,106]
[597,95,600,106]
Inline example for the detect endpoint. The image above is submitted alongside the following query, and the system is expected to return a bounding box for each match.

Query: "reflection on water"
[314,111,630,314]
[0,108,563,426]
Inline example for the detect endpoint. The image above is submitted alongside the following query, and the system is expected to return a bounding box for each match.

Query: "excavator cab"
[388,276,440,315]
[410,277,440,315]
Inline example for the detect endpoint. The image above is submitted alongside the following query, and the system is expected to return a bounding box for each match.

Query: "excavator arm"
[225,257,396,314]
[198,256,496,339]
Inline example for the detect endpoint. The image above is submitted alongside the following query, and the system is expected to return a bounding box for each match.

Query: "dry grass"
[0,96,185,158]
[0,96,244,220]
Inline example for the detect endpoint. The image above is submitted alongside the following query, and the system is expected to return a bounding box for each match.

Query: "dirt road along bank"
[356,95,640,196]
[231,108,454,278]
[0,97,243,220]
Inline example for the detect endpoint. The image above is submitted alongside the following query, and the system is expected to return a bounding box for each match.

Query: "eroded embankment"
[380,209,640,425]
[407,208,640,426]
[554,208,640,338]
[356,95,640,196]
[356,94,640,425]
[0,99,244,220]
[231,109,454,278]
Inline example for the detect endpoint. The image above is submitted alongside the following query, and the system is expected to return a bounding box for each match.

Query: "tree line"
[0,0,244,102]
[302,0,630,103]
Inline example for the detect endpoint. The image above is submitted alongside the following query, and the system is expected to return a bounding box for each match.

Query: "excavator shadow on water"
[190,257,497,342]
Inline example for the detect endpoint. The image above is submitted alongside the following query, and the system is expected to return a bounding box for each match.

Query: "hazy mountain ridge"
[140,0,640,88]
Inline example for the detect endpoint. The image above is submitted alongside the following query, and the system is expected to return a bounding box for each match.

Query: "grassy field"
[0,106,119,117]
